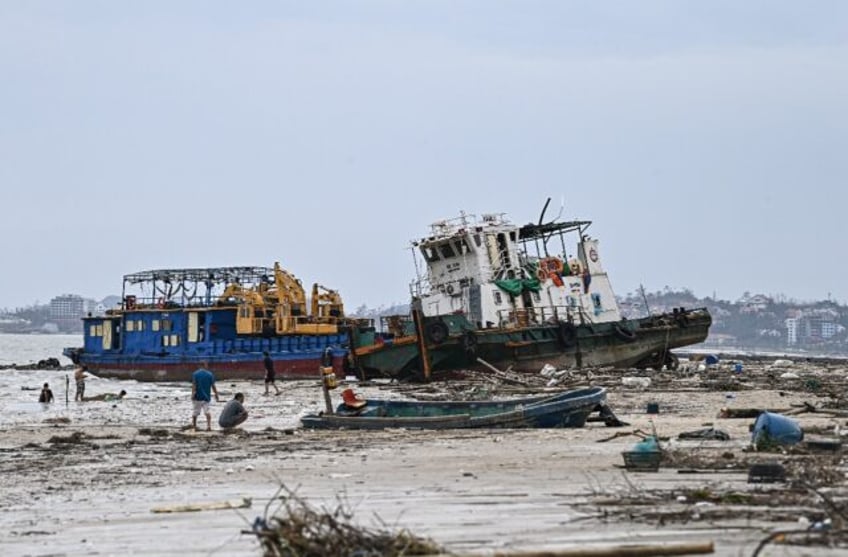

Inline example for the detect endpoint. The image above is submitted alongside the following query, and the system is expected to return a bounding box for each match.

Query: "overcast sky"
[1,1,846,310]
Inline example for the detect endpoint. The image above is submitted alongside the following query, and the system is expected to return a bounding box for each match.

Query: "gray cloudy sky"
[1,1,846,310]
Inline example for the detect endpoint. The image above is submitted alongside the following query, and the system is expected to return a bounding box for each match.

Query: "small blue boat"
[300,386,610,430]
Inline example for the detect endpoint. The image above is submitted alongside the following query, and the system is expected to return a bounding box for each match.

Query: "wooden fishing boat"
[300,386,610,430]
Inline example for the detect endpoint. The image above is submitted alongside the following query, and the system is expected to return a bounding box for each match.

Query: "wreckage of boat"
[349,201,711,380]
[300,386,613,430]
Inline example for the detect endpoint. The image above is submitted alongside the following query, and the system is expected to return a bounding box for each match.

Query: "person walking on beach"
[38,383,54,403]
[191,364,220,431]
[218,392,248,430]
[263,351,281,396]
[74,365,87,402]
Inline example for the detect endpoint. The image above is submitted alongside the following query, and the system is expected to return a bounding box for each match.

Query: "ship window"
[95,325,103,336]
[439,242,455,259]
[89,324,98,337]
[162,320,172,331]
[170,334,180,346]
[420,246,440,262]
[493,291,503,305]
[162,335,170,347]
[126,320,135,332]
[152,320,160,331]
[509,231,516,241]
[454,238,470,255]
[136,320,145,332]
[473,234,481,247]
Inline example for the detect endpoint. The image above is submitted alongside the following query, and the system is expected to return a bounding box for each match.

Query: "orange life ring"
[550,273,564,287]
[540,257,564,275]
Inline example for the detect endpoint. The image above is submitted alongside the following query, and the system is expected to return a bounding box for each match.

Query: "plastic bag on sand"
[622,376,651,390]
[540,364,557,377]
[771,359,794,368]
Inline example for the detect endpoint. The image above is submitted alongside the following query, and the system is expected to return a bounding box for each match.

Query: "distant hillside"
[6,288,847,355]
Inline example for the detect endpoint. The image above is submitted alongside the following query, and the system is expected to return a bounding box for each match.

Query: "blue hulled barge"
[64,264,350,381]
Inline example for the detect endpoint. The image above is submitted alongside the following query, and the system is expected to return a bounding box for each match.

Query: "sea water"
[0,333,81,367]
[0,333,328,430]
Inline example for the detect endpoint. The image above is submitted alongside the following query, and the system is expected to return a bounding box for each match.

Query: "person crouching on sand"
[218,393,248,430]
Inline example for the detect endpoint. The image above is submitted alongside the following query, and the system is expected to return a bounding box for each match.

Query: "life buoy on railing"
[540,257,564,275]
[425,321,449,344]
[558,322,577,347]
[614,323,637,342]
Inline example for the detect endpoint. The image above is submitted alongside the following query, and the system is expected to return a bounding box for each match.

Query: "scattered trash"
[779,372,799,380]
[539,363,557,377]
[751,412,804,448]
[747,462,786,483]
[622,436,662,472]
[772,359,794,367]
[622,376,651,390]
[678,428,731,441]
[704,354,719,366]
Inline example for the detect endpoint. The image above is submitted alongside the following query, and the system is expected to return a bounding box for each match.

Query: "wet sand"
[1,362,847,556]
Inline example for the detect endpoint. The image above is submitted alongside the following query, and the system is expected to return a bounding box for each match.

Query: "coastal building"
[49,294,86,332]
[785,317,798,345]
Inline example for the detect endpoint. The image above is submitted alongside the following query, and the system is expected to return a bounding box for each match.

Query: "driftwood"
[249,485,442,557]
[486,541,715,556]
[151,497,251,513]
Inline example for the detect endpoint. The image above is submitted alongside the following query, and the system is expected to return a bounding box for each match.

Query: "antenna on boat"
[537,197,552,257]
[639,284,652,316]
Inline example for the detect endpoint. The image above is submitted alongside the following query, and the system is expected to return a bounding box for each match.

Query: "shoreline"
[2,361,848,556]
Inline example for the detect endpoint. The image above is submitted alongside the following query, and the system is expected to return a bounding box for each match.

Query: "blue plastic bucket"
[752,412,804,447]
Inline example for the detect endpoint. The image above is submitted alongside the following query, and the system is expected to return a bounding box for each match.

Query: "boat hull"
[353,309,711,379]
[67,352,347,382]
[301,387,607,430]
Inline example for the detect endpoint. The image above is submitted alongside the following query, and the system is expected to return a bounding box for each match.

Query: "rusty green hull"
[352,308,711,379]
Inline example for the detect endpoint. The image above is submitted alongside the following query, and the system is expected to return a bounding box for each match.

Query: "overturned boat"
[350,203,711,380]
[301,386,610,430]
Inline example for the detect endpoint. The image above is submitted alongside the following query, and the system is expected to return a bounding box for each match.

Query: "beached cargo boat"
[63,264,349,381]
[301,386,610,429]
[350,202,711,379]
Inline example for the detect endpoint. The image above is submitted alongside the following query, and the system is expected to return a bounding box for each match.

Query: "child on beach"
[38,383,54,403]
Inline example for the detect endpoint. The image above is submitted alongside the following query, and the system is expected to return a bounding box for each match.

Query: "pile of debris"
[249,486,443,557]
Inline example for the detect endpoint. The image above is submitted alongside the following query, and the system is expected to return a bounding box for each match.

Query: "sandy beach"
[2,359,847,556]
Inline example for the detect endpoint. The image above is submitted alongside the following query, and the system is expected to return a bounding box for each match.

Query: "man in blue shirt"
[191,364,220,431]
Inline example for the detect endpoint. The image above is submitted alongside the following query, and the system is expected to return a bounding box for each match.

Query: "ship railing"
[495,305,591,328]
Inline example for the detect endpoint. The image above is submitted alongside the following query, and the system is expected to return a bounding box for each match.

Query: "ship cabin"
[80,265,347,360]
[410,213,622,330]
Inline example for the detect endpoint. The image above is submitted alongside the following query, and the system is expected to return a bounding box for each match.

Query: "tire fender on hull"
[558,322,577,348]
[425,321,449,344]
